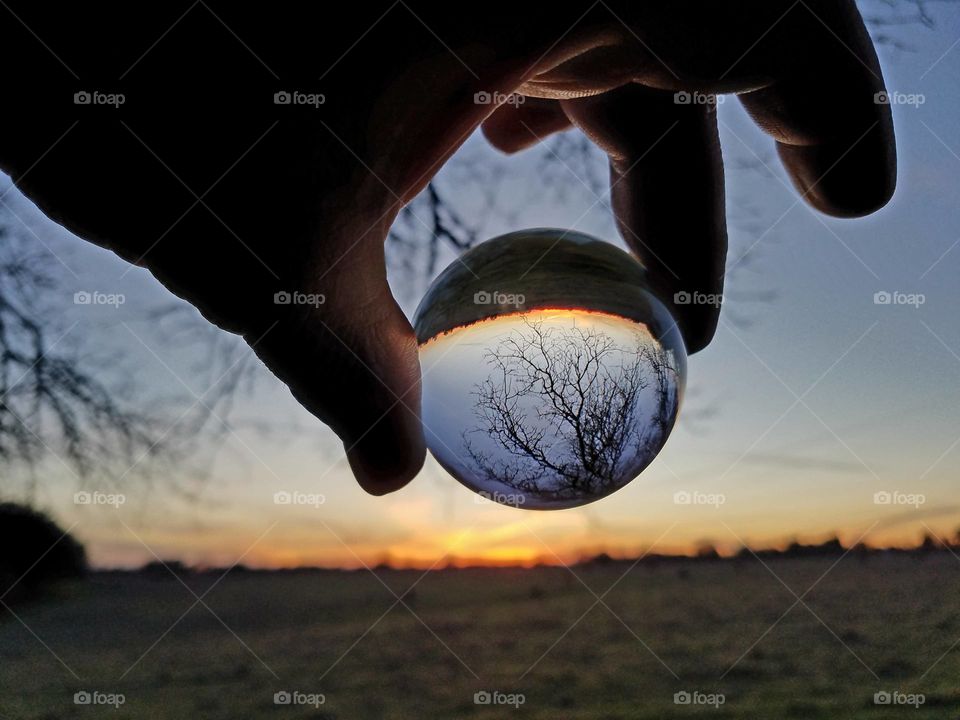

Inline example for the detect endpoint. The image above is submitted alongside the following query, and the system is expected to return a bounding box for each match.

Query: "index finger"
[561,85,726,354]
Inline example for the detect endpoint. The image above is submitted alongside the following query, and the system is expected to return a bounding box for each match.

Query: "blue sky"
[2,2,959,568]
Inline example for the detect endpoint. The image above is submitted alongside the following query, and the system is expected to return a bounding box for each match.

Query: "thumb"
[247,218,425,496]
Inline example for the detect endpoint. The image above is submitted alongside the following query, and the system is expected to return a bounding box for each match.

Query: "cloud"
[740,453,871,474]
[873,505,960,531]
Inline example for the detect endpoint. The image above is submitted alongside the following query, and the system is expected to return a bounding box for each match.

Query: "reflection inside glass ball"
[414,229,686,510]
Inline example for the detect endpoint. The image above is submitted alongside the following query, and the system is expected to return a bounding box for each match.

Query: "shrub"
[0,503,86,601]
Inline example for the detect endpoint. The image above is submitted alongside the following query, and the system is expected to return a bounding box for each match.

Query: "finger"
[732,1,895,216]
[481,97,573,154]
[547,1,894,216]
[562,84,726,353]
[248,217,425,496]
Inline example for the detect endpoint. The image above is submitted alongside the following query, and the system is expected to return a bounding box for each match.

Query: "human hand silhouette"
[0,1,894,494]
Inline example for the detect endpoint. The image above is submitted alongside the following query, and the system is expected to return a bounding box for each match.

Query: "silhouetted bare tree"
[464,318,678,500]
[0,215,241,503]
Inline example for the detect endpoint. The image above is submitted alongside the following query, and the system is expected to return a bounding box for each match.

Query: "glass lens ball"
[414,229,687,510]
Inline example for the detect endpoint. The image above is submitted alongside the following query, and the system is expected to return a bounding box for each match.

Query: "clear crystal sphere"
[414,229,687,509]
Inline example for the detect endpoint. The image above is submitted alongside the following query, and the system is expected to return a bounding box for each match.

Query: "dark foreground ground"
[1,554,958,718]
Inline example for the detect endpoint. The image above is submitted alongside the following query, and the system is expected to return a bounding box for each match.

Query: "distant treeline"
[112,532,960,576]
[7,502,956,598]
[580,531,960,567]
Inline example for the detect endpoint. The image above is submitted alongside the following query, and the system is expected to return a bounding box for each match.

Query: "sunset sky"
[3,6,960,569]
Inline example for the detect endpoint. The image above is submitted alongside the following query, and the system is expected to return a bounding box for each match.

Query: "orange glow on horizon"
[419,306,647,349]
[86,528,959,571]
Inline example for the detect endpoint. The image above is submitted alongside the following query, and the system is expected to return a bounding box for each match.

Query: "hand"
[0,2,894,494]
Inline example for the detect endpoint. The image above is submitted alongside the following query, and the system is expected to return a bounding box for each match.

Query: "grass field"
[2,554,959,718]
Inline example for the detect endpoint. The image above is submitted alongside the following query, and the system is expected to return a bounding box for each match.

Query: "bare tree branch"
[464,317,679,501]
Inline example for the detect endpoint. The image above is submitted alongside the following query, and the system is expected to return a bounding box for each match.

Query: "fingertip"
[480,98,572,154]
[250,291,427,499]
[344,418,426,496]
[480,119,527,154]
[778,127,897,218]
[680,307,719,355]
[654,283,718,356]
